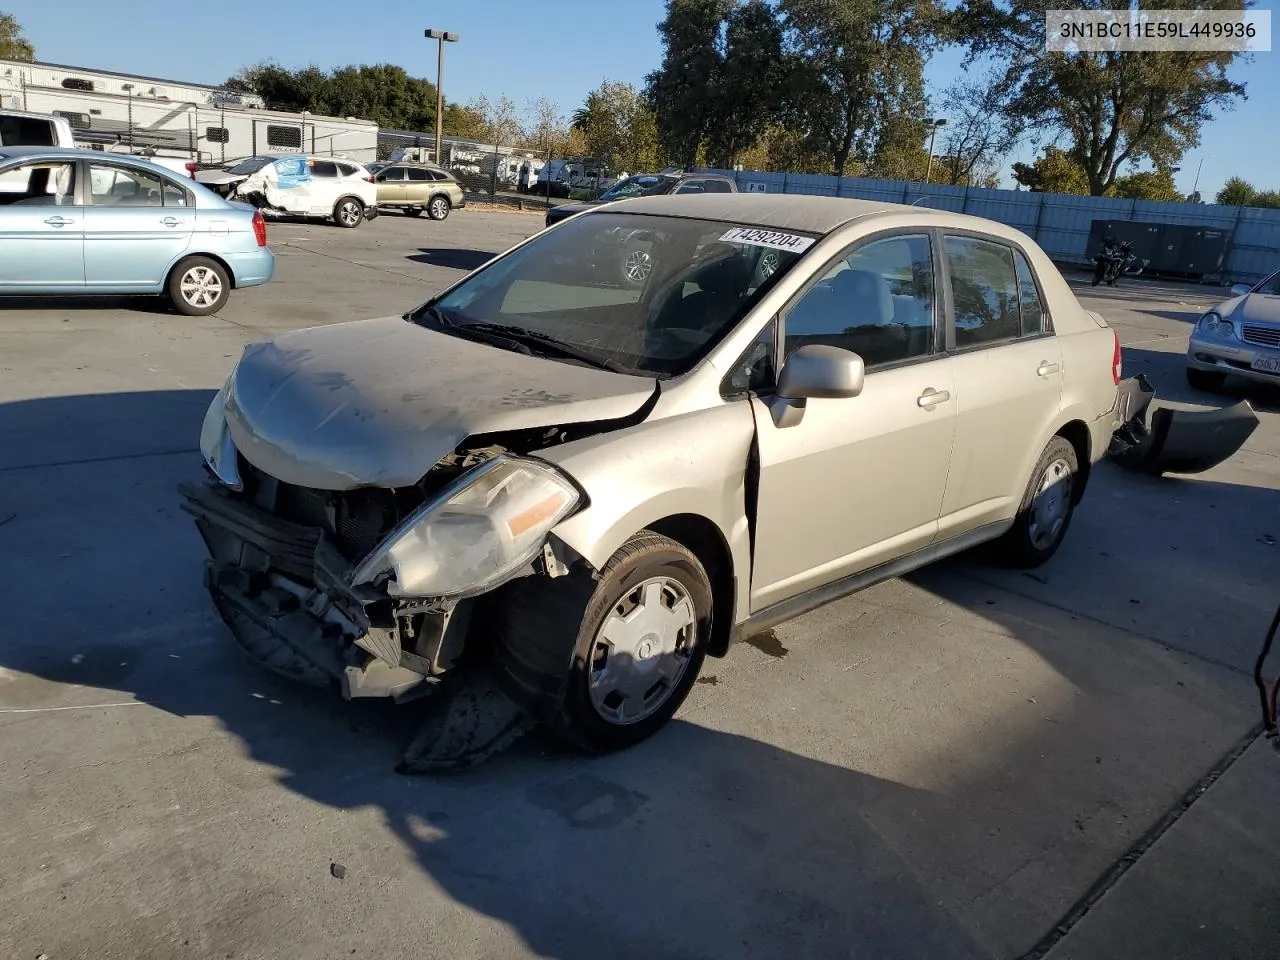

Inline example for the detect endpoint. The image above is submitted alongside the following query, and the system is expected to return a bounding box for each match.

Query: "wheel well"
[646,514,736,659]
[335,195,363,211]
[1055,420,1091,502]
[166,253,236,290]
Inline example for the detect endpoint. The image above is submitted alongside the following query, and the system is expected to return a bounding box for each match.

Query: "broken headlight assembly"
[1197,312,1238,340]
[349,455,581,599]
[199,378,242,490]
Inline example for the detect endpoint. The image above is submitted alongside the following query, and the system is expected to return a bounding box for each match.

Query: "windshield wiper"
[455,321,635,374]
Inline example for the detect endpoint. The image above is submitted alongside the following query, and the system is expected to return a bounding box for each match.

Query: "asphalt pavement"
[1,210,1277,960]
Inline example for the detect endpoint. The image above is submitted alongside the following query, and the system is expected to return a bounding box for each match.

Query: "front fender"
[537,401,756,624]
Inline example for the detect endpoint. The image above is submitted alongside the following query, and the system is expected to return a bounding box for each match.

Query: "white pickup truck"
[0,109,198,181]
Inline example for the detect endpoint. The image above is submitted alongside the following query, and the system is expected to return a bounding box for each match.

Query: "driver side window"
[783,234,936,368]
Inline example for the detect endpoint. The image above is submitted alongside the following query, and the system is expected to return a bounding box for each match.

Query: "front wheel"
[490,530,712,753]
[991,436,1079,569]
[167,256,230,316]
[428,196,451,221]
[333,197,363,228]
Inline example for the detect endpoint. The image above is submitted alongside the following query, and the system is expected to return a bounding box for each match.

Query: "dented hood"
[224,315,656,490]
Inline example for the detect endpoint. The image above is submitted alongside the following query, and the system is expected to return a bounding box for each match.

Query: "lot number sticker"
[719,226,815,253]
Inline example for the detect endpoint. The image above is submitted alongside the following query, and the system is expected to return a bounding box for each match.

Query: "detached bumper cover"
[1108,374,1259,475]
[179,481,467,700]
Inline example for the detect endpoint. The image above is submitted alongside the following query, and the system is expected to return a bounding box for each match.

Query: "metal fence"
[694,168,1280,285]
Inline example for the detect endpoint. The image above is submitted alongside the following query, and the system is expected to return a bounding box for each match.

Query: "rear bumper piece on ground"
[1108,374,1260,475]
[364,205,380,221]
[178,480,468,702]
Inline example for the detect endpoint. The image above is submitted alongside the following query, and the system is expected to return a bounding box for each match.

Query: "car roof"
[605,192,1030,238]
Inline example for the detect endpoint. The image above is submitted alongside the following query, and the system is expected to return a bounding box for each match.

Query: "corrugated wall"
[696,168,1280,283]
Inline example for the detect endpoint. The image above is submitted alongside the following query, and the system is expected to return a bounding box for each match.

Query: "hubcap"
[624,249,652,283]
[432,199,447,217]
[179,266,222,308]
[588,577,697,724]
[340,202,359,224]
[1028,457,1072,551]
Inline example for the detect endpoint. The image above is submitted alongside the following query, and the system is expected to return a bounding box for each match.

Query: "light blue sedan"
[0,146,274,315]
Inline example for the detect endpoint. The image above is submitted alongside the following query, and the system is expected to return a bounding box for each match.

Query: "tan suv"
[372,162,465,220]
[184,194,1125,766]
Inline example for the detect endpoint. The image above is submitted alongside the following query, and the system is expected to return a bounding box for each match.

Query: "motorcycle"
[1092,238,1146,287]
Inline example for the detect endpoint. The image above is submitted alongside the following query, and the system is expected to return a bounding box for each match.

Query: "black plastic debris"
[330,862,347,880]
[1108,374,1260,475]
[397,668,534,775]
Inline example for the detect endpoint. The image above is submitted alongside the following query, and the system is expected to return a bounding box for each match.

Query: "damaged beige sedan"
[181,193,1124,768]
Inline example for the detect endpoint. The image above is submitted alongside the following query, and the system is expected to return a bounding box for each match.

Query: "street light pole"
[1192,154,1211,200]
[924,117,947,184]
[425,29,459,166]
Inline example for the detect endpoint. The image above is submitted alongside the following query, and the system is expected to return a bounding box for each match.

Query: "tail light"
[252,210,267,247]
[185,162,198,180]
[364,175,375,183]
[1112,330,1122,385]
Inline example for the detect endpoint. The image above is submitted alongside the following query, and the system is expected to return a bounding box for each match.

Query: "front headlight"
[199,378,241,490]
[1197,312,1237,339]
[349,456,581,599]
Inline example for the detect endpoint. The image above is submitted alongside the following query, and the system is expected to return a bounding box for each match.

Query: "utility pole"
[923,117,947,184]
[1192,154,1211,201]
[425,29,459,166]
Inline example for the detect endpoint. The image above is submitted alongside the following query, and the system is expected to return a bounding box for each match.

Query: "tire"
[489,530,712,753]
[1186,367,1226,392]
[333,197,363,228]
[428,195,451,221]
[991,436,1079,569]
[167,256,231,317]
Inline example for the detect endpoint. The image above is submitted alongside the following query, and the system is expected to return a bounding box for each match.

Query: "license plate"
[1251,356,1280,374]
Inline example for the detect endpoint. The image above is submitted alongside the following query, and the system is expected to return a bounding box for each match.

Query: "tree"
[0,11,34,61]
[956,0,1247,195]
[703,0,786,168]
[864,114,930,180]
[780,0,944,177]
[646,0,733,168]
[463,94,523,146]
[1216,176,1255,206]
[1110,167,1182,202]
[523,96,574,157]
[571,81,661,172]
[1011,146,1090,194]
[935,72,1022,186]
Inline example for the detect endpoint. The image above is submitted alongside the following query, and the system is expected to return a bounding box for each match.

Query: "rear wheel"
[167,256,230,316]
[490,531,712,753]
[992,436,1079,568]
[333,197,363,228]
[1186,367,1226,392]
[428,196,451,221]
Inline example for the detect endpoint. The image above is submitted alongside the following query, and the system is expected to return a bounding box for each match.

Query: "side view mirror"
[1230,283,1252,296]
[776,344,866,400]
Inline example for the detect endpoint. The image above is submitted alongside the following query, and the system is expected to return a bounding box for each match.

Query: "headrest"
[831,268,893,326]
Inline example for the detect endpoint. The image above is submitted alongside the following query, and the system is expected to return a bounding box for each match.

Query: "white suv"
[195,155,379,228]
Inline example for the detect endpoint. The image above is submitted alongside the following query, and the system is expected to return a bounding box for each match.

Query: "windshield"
[414,212,815,377]
[1256,271,1280,296]
[600,175,675,201]
[227,157,272,175]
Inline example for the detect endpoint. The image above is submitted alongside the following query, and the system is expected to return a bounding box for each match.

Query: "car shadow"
[0,388,1271,959]
[0,294,175,314]
[407,248,495,271]
[1123,343,1280,412]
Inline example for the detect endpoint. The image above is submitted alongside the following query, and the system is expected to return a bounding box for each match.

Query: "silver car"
[182,194,1123,758]
[1186,268,1280,391]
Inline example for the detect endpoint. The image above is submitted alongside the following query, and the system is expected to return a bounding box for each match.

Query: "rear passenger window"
[945,236,1021,348]
[162,179,191,206]
[1013,249,1047,336]
[784,234,936,368]
[309,160,339,178]
[407,168,430,181]
[380,167,406,181]
[336,162,358,177]
[701,180,733,193]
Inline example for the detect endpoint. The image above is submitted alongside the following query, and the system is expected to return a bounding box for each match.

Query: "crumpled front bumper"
[179,481,469,701]
[1108,374,1260,475]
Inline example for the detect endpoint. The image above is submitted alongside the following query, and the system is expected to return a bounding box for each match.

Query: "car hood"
[1227,293,1280,326]
[223,315,656,490]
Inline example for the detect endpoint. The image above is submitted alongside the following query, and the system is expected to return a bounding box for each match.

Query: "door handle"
[160,217,182,227]
[917,388,951,408]
[1036,361,1061,377]
[44,216,75,227]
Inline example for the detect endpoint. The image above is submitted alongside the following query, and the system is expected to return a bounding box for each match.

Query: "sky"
[9,0,1277,197]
